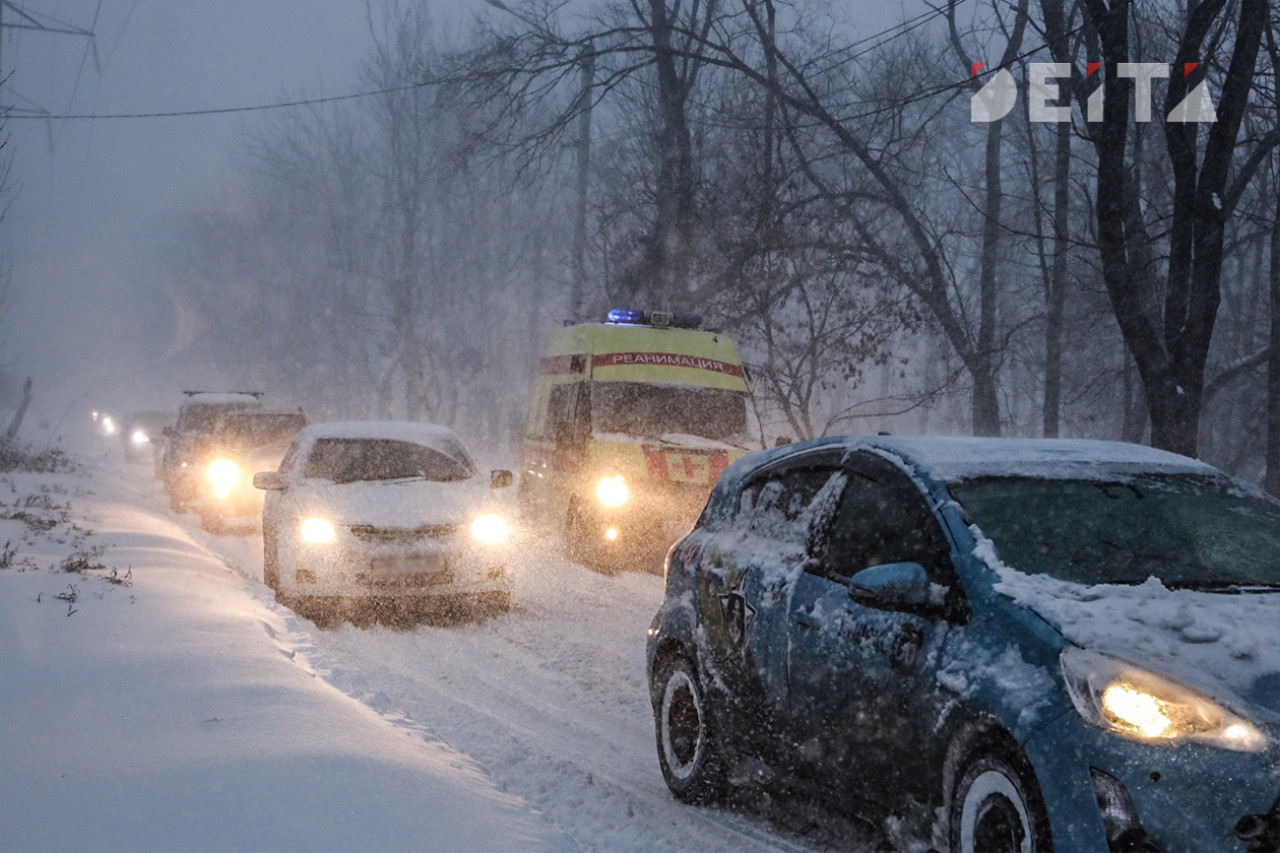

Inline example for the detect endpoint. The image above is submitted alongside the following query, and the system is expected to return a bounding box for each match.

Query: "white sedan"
[253,421,515,625]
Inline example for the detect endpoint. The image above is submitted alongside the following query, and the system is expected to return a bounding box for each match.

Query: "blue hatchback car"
[645,436,1280,851]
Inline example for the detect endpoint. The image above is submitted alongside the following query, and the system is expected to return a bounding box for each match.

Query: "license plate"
[371,554,445,576]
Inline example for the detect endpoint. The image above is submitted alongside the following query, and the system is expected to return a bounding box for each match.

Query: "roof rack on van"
[605,309,702,329]
[182,390,265,398]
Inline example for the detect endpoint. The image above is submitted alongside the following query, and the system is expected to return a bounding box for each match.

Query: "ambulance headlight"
[596,475,629,508]
[205,458,242,499]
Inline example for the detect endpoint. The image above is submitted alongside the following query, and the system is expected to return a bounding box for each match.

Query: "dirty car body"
[255,421,515,622]
[160,392,265,510]
[192,410,307,530]
[646,435,1280,851]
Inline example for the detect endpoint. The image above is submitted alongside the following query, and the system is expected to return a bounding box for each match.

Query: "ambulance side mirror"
[555,420,585,450]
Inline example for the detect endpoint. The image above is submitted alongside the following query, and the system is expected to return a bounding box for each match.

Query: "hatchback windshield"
[591,383,748,443]
[303,438,475,484]
[951,474,1280,586]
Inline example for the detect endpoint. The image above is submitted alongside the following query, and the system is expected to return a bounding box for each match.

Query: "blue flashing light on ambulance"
[518,309,754,572]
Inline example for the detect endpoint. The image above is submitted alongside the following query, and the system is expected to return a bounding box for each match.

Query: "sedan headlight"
[299,517,336,544]
[1061,647,1267,752]
[205,458,242,499]
[471,513,510,545]
[595,475,629,508]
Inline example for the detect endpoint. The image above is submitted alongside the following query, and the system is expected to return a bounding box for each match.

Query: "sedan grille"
[347,523,460,545]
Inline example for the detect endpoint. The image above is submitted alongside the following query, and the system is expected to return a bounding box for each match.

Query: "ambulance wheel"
[565,503,615,574]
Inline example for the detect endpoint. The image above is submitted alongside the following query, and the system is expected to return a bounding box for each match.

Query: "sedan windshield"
[951,474,1280,586]
[591,382,748,443]
[302,438,475,484]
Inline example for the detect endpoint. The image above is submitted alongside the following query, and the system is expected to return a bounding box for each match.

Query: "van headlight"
[595,475,629,508]
[471,513,510,545]
[1061,647,1267,752]
[205,458,242,499]
[299,517,336,544]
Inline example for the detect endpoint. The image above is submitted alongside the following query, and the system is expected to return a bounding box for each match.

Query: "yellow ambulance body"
[518,312,753,571]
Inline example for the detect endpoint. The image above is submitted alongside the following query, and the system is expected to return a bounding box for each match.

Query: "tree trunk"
[1267,183,1280,495]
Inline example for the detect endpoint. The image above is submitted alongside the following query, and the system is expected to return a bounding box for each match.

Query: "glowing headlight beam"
[130,429,150,445]
[596,475,629,508]
[1061,647,1268,752]
[205,458,242,499]
[1101,684,1173,738]
[300,517,336,544]
[471,513,510,545]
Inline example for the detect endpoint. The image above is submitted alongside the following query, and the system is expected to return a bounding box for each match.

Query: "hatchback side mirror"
[490,469,514,489]
[848,561,941,613]
[253,471,287,491]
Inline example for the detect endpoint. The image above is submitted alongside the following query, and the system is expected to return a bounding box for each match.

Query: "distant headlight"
[1061,647,1267,752]
[595,475,629,508]
[101,416,117,435]
[205,458,242,499]
[130,428,150,445]
[299,517,336,544]
[471,513,510,545]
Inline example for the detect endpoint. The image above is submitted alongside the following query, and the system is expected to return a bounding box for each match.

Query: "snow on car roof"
[300,420,467,447]
[181,393,264,406]
[858,435,1216,483]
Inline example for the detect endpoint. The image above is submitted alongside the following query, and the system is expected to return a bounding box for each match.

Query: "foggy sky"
[0,1,431,428]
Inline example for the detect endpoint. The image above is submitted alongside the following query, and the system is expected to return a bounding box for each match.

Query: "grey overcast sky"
[0,1,416,425]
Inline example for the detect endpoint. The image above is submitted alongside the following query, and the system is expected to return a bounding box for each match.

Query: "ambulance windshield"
[591,383,748,444]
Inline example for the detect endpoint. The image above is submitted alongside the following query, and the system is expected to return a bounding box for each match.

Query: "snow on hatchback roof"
[859,435,1216,483]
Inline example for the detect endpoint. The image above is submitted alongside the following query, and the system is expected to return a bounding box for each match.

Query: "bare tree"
[1082,0,1267,455]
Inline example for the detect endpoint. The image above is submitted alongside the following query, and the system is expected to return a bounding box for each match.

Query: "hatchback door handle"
[794,612,822,630]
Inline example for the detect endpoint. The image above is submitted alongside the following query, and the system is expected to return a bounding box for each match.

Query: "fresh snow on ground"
[1,437,842,853]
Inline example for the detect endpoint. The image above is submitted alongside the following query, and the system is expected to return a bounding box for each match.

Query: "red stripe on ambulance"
[593,352,744,377]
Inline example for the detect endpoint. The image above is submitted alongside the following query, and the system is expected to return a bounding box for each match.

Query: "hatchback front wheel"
[949,746,1050,852]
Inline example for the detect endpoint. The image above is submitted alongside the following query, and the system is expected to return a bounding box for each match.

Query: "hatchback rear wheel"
[653,655,724,804]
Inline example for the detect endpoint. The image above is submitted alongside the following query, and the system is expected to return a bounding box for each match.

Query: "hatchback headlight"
[299,517,336,544]
[205,458,242,499]
[471,513,510,545]
[1061,647,1267,752]
[596,475,629,508]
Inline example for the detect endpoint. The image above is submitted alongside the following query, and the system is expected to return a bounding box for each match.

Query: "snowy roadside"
[1,443,854,853]
[0,449,578,853]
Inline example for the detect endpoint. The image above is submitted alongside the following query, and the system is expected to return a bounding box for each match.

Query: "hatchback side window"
[819,468,949,583]
[738,467,846,549]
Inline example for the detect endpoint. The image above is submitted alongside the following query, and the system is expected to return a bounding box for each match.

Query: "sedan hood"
[288,478,494,529]
[995,569,1280,718]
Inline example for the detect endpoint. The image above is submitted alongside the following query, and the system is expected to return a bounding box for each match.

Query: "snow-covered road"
[4,444,856,852]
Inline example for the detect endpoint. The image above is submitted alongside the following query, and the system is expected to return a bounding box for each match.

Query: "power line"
[4,79,433,120]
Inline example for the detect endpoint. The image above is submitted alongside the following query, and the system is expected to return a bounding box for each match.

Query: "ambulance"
[518,309,753,571]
